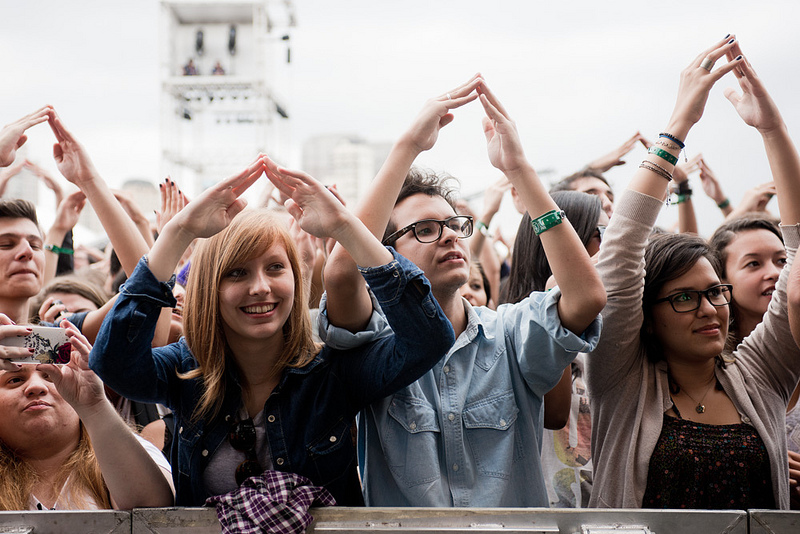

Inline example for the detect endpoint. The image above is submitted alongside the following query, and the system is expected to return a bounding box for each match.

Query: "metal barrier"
[0,508,798,533]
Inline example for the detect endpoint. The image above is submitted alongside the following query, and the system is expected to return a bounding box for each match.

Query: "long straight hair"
[0,424,110,510]
[181,209,318,422]
[501,191,602,304]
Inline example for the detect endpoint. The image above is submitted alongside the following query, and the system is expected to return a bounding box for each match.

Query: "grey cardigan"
[587,189,800,509]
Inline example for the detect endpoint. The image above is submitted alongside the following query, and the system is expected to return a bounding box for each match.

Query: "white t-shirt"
[29,434,172,510]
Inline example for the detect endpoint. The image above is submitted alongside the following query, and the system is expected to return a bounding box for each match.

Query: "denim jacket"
[89,249,454,506]
[320,287,601,507]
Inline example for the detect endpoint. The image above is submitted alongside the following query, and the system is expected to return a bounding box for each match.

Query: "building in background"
[160,0,295,197]
[302,134,391,205]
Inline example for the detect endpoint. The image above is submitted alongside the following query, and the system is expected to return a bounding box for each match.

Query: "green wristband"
[717,198,731,209]
[648,146,678,166]
[530,209,566,236]
[674,194,691,205]
[45,244,74,255]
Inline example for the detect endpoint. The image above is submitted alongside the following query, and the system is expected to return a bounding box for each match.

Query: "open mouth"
[440,252,464,263]
[242,303,277,314]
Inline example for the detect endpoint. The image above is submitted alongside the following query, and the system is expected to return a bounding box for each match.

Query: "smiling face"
[218,243,295,353]
[722,228,786,327]
[649,258,729,365]
[0,218,45,300]
[0,366,79,457]
[390,193,471,297]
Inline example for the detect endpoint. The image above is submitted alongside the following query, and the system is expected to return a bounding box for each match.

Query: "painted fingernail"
[728,38,735,44]
[724,34,730,39]
[28,348,34,353]
[736,55,743,60]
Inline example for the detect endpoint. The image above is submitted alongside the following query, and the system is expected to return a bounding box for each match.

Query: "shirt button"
[452,464,459,471]
[201,449,208,457]
[448,413,455,421]
[409,422,417,430]
[329,435,337,443]
[499,419,507,427]
[742,416,751,424]
[443,365,450,374]
[268,415,276,423]
[178,426,183,434]
[392,271,399,277]
[276,458,284,466]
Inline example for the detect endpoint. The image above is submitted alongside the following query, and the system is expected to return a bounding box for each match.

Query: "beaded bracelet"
[648,146,678,166]
[717,198,731,209]
[639,161,672,182]
[658,132,685,149]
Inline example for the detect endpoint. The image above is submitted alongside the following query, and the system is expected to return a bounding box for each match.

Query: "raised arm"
[323,75,482,331]
[586,131,647,173]
[477,80,605,334]
[723,40,800,224]
[43,190,86,284]
[264,157,393,268]
[0,106,51,167]
[696,157,735,217]
[147,157,264,281]
[38,321,173,509]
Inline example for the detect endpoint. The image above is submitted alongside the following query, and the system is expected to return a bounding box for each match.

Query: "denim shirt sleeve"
[89,256,184,406]
[317,288,392,349]
[334,247,455,406]
[504,286,602,396]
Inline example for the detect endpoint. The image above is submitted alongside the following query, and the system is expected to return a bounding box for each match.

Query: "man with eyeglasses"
[320,78,605,507]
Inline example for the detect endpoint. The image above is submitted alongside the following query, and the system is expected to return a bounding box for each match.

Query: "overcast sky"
[2,0,799,236]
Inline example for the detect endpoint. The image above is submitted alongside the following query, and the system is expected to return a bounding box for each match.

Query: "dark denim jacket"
[89,249,454,506]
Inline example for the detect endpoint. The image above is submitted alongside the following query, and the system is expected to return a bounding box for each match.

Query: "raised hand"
[263,156,350,240]
[477,80,529,175]
[0,106,52,167]
[735,181,776,215]
[51,190,87,233]
[697,158,729,205]
[48,109,102,186]
[400,74,482,153]
[37,320,106,416]
[723,41,784,135]
[156,178,189,234]
[0,313,35,371]
[25,160,65,205]
[666,36,742,139]
[587,132,648,172]
[168,156,264,241]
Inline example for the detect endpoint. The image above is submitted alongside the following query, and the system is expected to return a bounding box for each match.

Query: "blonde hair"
[0,424,110,510]
[181,209,318,422]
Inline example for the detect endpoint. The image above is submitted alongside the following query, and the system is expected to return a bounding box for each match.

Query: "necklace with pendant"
[680,378,717,414]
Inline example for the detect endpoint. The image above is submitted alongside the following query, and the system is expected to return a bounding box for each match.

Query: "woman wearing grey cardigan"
[588,36,800,509]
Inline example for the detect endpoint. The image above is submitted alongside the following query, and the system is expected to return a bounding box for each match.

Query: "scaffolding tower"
[159,0,295,195]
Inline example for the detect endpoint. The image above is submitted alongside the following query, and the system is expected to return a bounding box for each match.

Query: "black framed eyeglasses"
[653,284,733,313]
[229,418,262,485]
[382,215,474,245]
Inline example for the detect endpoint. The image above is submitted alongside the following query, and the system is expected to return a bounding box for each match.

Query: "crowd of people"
[2,35,800,521]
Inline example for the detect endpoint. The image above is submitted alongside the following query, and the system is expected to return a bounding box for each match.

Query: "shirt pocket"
[384,395,442,487]
[307,417,354,487]
[463,390,522,479]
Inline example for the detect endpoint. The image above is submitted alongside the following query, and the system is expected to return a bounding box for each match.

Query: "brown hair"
[641,233,723,363]
[709,216,783,348]
[181,209,318,422]
[0,424,110,510]
[382,168,460,244]
[30,276,110,324]
[0,199,39,227]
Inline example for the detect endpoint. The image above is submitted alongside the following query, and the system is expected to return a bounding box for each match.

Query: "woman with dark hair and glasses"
[89,155,454,506]
[588,37,800,510]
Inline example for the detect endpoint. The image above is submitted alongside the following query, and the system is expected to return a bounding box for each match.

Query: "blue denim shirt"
[89,249,454,506]
[320,287,601,507]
